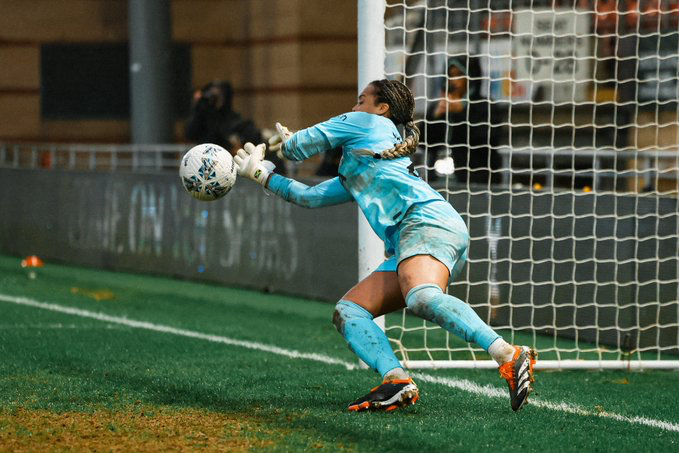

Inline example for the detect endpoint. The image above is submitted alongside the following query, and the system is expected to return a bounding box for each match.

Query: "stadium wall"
[0,0,357,143]
[0,168,358,302]
[0,168,676,351]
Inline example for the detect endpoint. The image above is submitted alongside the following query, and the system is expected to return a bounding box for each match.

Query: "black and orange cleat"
[347,378,419,412]
[499,346,537,411]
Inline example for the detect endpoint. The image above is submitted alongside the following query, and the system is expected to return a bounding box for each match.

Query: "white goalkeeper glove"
[234,142,275,186]
[267,122,293,158]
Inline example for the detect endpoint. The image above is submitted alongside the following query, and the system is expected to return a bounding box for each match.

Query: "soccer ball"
[179,143,237,201]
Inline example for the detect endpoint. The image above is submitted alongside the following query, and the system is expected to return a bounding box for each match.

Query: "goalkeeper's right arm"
[234,142,353,208]
[267,174,353,209]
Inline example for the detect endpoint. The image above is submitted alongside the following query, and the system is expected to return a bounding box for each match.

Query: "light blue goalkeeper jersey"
[268,111,446,254]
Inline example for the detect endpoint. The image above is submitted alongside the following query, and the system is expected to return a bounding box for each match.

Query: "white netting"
[383,0,679,367]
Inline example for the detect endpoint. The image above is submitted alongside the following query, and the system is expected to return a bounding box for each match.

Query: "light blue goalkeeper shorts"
[375,200,469,282]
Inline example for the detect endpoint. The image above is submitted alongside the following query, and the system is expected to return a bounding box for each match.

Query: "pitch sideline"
[1,292,678,434]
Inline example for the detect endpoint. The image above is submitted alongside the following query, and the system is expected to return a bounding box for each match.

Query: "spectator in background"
[185,81,258,153]
[185,80,285,173]
[421,55,504,185]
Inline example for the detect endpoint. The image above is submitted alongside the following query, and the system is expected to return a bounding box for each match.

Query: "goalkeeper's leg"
[333,271,419,412]
[399,255,537,411]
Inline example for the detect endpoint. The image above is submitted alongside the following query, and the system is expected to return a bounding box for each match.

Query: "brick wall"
[0,0,358,142]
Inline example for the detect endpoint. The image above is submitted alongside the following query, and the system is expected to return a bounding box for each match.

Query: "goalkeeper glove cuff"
[234,143,275,187]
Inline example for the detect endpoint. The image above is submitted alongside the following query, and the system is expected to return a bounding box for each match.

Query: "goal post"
[357,0,679,370]
[357,0,388,342]
[357,0,388,287]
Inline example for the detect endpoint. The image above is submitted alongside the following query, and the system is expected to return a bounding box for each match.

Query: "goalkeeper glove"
[234,142,275,186]
[268,122,293,158]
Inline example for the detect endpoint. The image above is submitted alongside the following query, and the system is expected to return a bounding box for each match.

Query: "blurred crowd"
[186,0,679,188]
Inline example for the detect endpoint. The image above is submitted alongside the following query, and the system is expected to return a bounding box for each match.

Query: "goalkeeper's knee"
[332,299,373,334]
[332,299,403,376]
[404,284,443,319]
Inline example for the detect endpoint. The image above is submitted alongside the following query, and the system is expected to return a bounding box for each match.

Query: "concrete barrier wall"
[1,168,677,351]
[0,168,358,301]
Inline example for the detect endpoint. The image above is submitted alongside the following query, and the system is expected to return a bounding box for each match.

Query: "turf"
[0,254,678,451]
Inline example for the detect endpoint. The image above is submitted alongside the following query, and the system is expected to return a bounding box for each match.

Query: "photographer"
[185,80,263,156]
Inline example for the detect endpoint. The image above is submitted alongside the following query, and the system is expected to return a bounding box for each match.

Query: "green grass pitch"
[0,253,678,451]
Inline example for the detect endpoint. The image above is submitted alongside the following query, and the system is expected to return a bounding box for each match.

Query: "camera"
[195,81,232,111]
[201,87,219,104]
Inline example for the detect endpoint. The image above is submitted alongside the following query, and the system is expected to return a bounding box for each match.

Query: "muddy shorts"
[375,200,469,282]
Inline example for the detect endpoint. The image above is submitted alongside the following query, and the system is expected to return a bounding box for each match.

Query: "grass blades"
[1,254,678,451]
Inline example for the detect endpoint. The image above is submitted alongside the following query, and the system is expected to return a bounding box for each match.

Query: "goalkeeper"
[234,79,536,412]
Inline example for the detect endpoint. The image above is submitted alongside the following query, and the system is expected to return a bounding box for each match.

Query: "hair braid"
[370,79,420,159]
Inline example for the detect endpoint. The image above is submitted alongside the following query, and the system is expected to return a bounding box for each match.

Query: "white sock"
[488,338,516,365]
[383,367,410,381]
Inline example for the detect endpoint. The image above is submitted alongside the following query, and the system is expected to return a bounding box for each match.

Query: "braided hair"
[370,79,420,159]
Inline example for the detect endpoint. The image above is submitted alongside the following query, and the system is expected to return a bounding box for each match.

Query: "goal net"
[381,0,679,369]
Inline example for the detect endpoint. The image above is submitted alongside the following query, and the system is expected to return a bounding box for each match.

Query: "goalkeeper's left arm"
[268,114,367,162]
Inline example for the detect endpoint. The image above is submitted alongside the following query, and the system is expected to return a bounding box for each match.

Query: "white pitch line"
[1,293,678,434]
[0,294,355,370]
[0,323,126,330]
[411,373,679,433]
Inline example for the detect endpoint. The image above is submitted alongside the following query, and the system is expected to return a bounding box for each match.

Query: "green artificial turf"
[0,254,678,451]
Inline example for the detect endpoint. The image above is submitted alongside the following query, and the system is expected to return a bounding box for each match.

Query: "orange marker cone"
[21,255,44,268]
[21,255,44,280]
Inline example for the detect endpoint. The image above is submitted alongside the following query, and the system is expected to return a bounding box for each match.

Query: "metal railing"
[0,143,187,172]
[497,146,679,192]
[2,142,678,192]
[0,142,317,177]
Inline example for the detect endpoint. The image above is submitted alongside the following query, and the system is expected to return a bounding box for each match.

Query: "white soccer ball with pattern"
[179,143,237,201]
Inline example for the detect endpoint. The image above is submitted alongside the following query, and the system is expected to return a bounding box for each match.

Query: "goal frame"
[357,0,679,371]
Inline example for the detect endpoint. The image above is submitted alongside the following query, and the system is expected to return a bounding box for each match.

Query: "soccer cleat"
[347,378,419,412]
[498,346,537,411]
